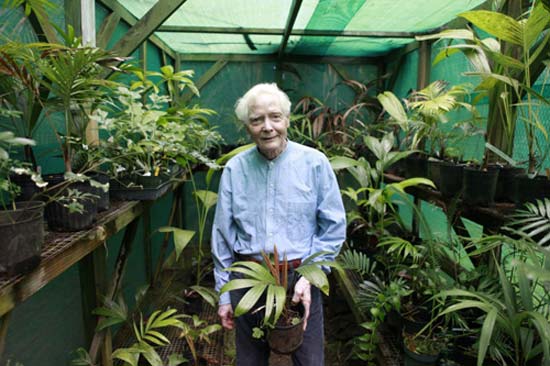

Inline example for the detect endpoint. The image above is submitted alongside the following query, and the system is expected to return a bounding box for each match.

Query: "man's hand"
[218,303,234,330]
[291,276,311,330]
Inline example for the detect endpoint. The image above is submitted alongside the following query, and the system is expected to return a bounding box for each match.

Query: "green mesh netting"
[116,0,487,56]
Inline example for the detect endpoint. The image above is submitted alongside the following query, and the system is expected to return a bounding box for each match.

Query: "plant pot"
[0,201,44,275]
[267,303,305,354]
[404,154,429,179]
[463,166,499,206]
[514,174,550,205]
[89,171,110,212]
[403,344,439,366]
[43,174,98,232]
[10,173,41,201]
[109,172,173,201]
[439,161,464,198]
[427,159,442,190]
[494,165,524,203]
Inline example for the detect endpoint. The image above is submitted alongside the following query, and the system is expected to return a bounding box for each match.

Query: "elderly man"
[211,83,346,365]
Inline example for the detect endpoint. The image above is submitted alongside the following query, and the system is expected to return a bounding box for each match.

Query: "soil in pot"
[267,303,305,355]
[462,166,499,206]
[0,201,44,275]
[403,333,442,366]
[439,161,464,198]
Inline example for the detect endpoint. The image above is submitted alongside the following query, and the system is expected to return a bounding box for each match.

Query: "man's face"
[246,93,289,158]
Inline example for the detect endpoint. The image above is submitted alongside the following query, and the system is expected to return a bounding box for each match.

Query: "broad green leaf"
[112,348,139,366]
[297,264,330,295]
[194,190,218,209]
[141,345,163,366]
[329,156,360,171]
[234,284,267,317]
[220,278,261,293]
[377,91,407,123]
[159,227,195,261]
[189,285,219,308]
[460,10,522,46]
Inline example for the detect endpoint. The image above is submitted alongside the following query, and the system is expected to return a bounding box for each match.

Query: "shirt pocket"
[285,201,316,242]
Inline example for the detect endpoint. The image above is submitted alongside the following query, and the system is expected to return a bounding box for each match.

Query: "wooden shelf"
[0,200,143,317]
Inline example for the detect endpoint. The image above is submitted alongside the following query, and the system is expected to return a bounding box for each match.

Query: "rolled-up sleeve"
[310,156,346,264]
[211,167,236,305]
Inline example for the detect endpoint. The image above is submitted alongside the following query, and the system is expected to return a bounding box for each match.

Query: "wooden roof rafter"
[157,25,444,39]
[278,0,304,59]
[96,0,179,60]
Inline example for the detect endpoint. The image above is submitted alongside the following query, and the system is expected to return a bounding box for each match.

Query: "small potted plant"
[0,130,46,275]
[220,246,339,354]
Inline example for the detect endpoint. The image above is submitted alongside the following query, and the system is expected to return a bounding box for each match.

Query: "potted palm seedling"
[220,246,339,354]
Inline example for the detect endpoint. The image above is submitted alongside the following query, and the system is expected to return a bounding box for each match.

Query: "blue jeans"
[229,270,325,366]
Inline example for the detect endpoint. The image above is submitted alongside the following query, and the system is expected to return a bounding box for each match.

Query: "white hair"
[234,83,291,124]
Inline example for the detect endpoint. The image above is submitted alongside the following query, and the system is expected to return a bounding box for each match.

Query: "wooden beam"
[27,3,59,44]
[143,202,153,284]
[96,12,120,49]
[181,59,228,104]
[81,0,96,46]
[178,53,381,65]
[278,0,303,59]
[97,0,176,60]
[157,25,443,39]
[416,40,432,90]
[109,0,187,58]
[329,64,352,82]
[65,0,82,37]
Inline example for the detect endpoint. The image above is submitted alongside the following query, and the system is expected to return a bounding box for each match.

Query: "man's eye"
[271,115,282,121]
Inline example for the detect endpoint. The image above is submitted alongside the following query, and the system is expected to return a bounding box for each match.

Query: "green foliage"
[508,198,550,246]
[436,249,550,366]
[339,249,377,277]
[221,246,339,328]
[178,314,222,364]
[352,276,411,364]
[94,65,221,177]
[377,80,476,156]
[420,3,550,171]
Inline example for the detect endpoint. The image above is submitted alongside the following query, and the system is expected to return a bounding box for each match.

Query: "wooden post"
[411,40,432,237]
[143,202,153,285]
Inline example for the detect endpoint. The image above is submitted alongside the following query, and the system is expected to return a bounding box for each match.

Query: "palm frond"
[508,198,550,246]
[339,249,377,277]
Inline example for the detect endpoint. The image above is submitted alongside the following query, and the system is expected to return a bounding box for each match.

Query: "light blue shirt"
[211,141,347,304]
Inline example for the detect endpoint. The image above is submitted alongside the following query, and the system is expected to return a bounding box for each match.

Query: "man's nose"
[262,118,274,131]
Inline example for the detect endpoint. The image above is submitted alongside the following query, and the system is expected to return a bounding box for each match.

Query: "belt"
[234,252,302,270]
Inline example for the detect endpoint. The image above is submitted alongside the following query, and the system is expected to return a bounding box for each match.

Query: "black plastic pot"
[43,174,98,232]
[439,162,464,198]
[109,172,174,201]
[427,159,442,190]
[463,166,499,206]
[89,171,110,212]
[403,344,439,366]
[514,174,550,205]
[267,303,305,354]
[404,154,429,179]
[494,166,524,203]
[10,173,41,201]
[0,201,44,275]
